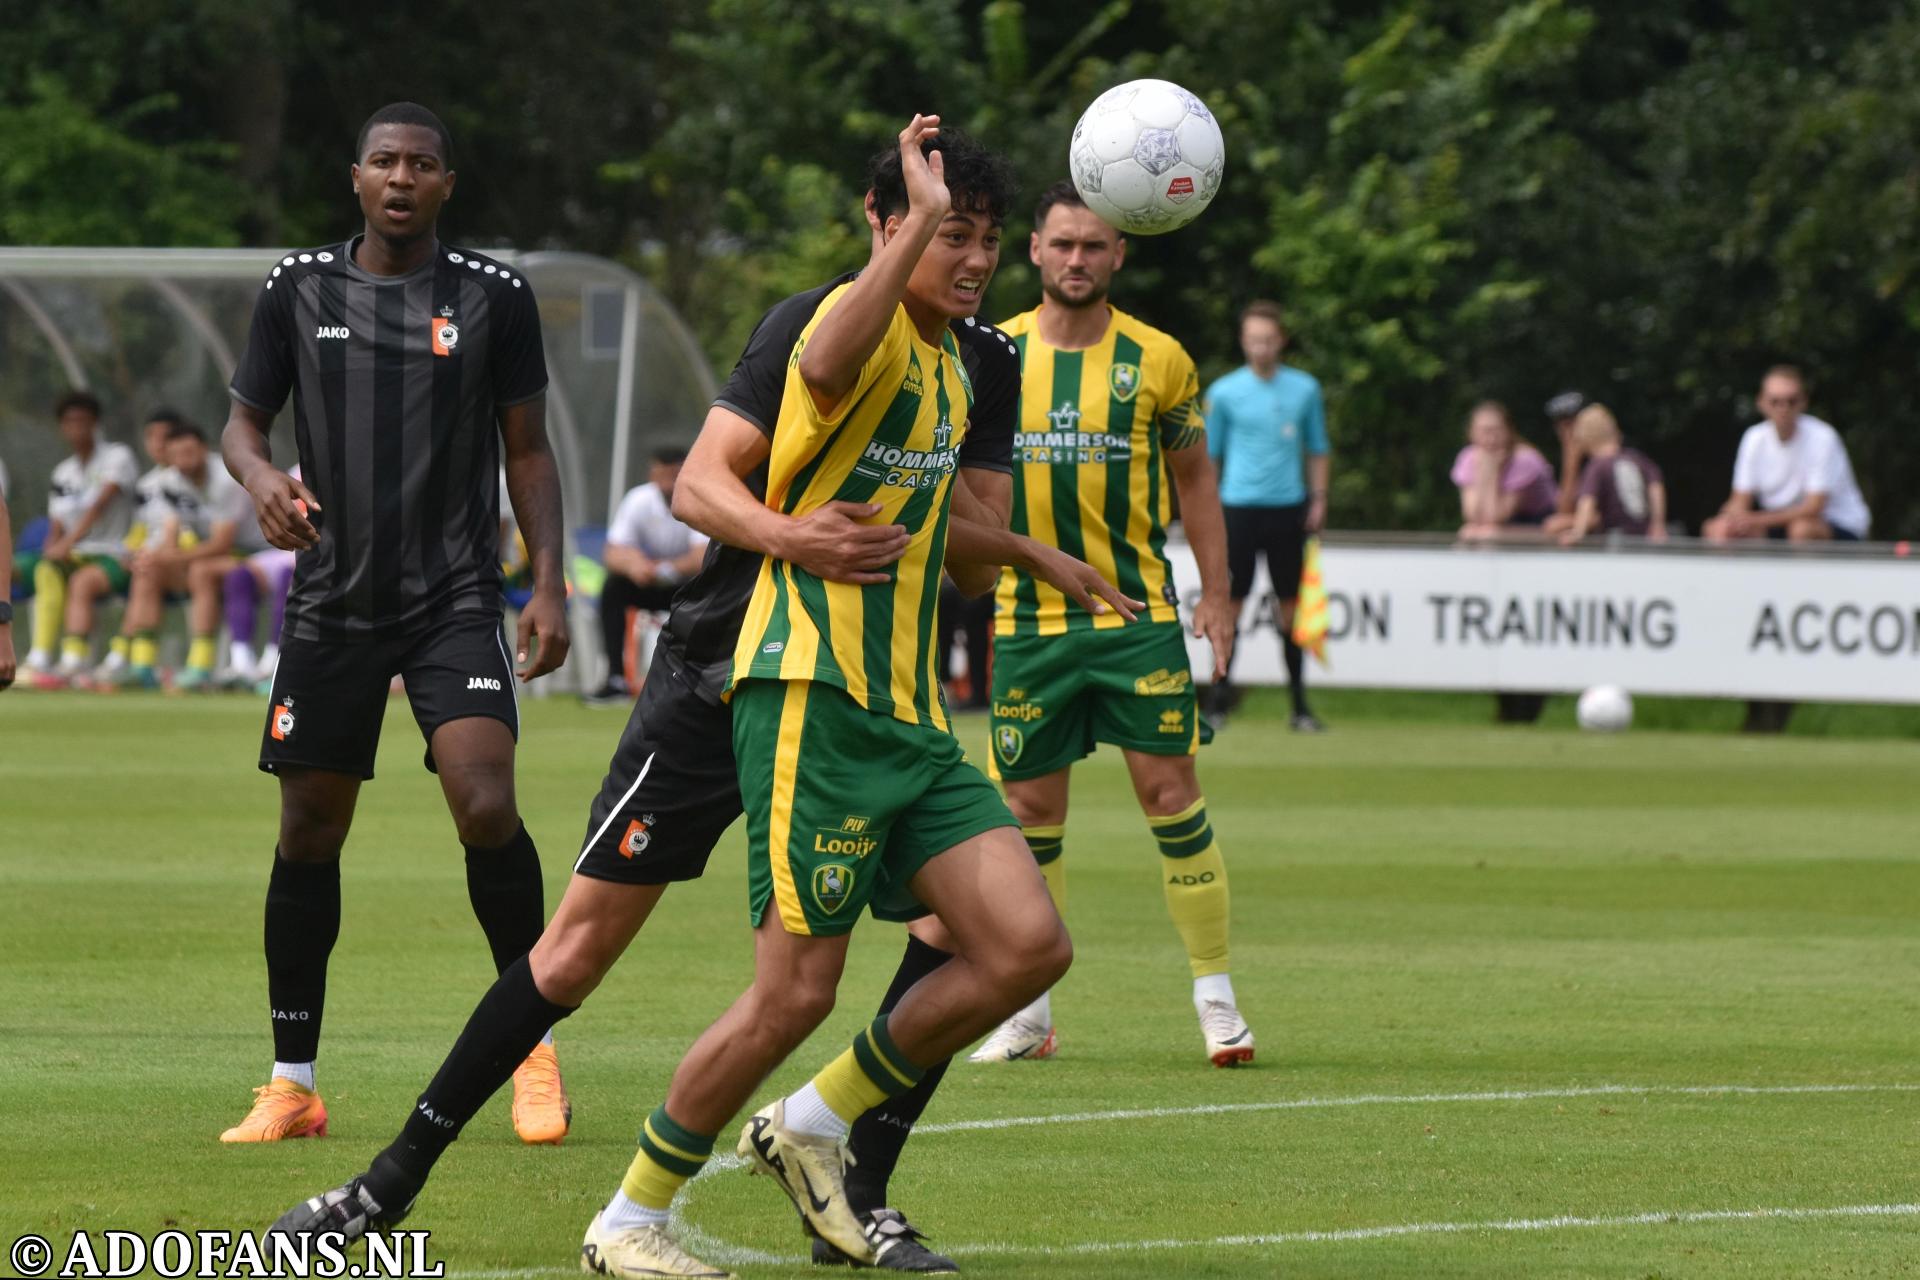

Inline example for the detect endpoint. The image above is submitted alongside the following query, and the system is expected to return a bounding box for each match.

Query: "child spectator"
[1453,400,1559,540]
[1558,404,1668,543]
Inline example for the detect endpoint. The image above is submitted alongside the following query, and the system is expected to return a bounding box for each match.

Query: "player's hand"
[0,623,14,691]
[780,501,910,585]
[1023,538,1144,622]
[899,114,949,221]
[516,586,570,682]
[42,533,74,563]
[1192,592,1236,682]
[245,468,322,551]
[1305,497,1327,534]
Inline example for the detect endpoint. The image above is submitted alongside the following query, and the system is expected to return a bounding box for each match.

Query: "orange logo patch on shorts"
[619,815,656,858]
[270,699,296,741]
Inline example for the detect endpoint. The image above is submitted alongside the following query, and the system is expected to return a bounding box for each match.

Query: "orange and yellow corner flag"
[1292,537,1329,668]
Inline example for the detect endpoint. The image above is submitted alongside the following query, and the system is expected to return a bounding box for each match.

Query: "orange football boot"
[220,1077,328,1142]
[511,1041,571,1145]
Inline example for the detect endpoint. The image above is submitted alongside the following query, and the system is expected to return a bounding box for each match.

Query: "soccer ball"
[1068,79,1225,235]
[1576,685,1633,733]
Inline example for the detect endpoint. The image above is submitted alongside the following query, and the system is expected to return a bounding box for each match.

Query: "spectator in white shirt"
[587,446,707,703]
[1704,366,1870,542]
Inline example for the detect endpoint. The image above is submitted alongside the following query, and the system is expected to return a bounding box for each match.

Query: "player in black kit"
[271,196,1141,1272]
[220,103,574,1147]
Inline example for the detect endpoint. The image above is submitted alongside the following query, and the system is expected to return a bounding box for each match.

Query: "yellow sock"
[811,1015,925,1124]
[60,634,89,664]
[31,559,66,654]
[187,635,217,672]
[109,635,129,660]
[1151,798,1231,978]
[130,634,159,668]
[1024,823,1066,913]
[619,1105,715,1210]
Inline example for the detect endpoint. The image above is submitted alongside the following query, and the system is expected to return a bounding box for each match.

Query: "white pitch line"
[455,1082,1920,1275]
[910,1080,1920,1134]
[461,1203,1920,1275]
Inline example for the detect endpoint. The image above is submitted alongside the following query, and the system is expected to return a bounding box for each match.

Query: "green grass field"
[2,690,1916,1278]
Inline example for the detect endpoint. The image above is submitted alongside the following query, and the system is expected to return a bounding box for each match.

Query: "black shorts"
[1225,503,1308,603]
[258,612,519,780]
[571,646,743,886]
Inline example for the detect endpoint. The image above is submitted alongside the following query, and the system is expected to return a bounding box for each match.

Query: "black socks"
[368,955,576,1205]
[845,935,956,1214]
[464,822,545,975]
[265,851,342,1063]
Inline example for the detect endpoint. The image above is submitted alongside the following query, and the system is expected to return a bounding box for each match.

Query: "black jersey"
[229,239,548,641]
[659,273,1020,701]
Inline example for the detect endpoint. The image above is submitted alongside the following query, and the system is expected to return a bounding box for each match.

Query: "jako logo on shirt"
[467,676,502,691]
[315,325,350,340]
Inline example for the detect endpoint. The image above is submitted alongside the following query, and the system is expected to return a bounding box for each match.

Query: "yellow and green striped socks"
[1151,798,1231,978]
[618,1105,716,1212]
[1025,822,1066,912]
[130,633,160,670]
[787,1014,926,1141]
[186,635,217,673]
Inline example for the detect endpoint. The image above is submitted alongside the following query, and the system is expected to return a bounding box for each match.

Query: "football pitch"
[3,691,1916,1278]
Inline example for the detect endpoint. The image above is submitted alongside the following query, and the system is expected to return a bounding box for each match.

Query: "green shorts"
[988,622,1212,781]
[16,551,131,595]
[733,678,1015,937]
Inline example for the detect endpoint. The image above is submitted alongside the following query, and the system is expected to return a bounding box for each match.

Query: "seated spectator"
[96,422,255,691]
[1544,389,1589,527]
[1558,404,1667,544]
[586,446,707,703]
[1453,401,1559,540]
[1703,365,1870,542]
[21,392,142,687]
[57,407,186,681]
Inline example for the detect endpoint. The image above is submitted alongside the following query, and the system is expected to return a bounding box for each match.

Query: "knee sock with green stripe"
[783,1014,926,1142]
[603,1105,718,1230]
[1151,798,1236,1006]
[1007,823,1066,1028]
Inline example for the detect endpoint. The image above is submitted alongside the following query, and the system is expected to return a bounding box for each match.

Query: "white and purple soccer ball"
[1068,78,1226,235]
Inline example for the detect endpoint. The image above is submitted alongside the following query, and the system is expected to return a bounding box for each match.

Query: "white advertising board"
[1160,541,1920,704]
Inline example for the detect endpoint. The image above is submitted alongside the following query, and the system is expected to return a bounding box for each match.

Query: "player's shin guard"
[620,1106,718,1210]
[1152,799,1231,978]
[463,821,544,975]
[1025,823,1066,912]
[846,937,954,1214]
[265,850,342,1063]
[811,1015,927,1129]
[369,955,576,1203]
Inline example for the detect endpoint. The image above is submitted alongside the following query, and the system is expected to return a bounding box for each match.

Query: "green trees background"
[5,0,1916,535]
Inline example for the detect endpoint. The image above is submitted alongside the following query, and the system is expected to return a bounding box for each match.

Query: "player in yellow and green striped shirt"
[577,119,1073,1278]
[974,180,1256,1070]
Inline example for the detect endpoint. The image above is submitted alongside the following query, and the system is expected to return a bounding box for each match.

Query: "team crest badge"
[812,864,853,914]
[270,698,296,742]
[619,815,657,859]
[430,312,460,357]
[995,724,1024,765]
[1108,362,1142,403]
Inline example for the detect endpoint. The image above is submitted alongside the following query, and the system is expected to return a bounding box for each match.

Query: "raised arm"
[797,115,947,409]
[499,395,570,680]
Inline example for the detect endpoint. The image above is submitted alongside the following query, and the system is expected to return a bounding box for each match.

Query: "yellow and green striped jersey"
[993,303,1205,636]
[730,283,972,730]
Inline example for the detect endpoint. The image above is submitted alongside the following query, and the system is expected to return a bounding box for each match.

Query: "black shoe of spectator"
[582,679,631,707]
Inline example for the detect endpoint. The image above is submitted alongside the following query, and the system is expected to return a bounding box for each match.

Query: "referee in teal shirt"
[1204,301,1330,731]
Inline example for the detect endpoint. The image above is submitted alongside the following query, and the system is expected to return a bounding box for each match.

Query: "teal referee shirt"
[1204,365,1329,507]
